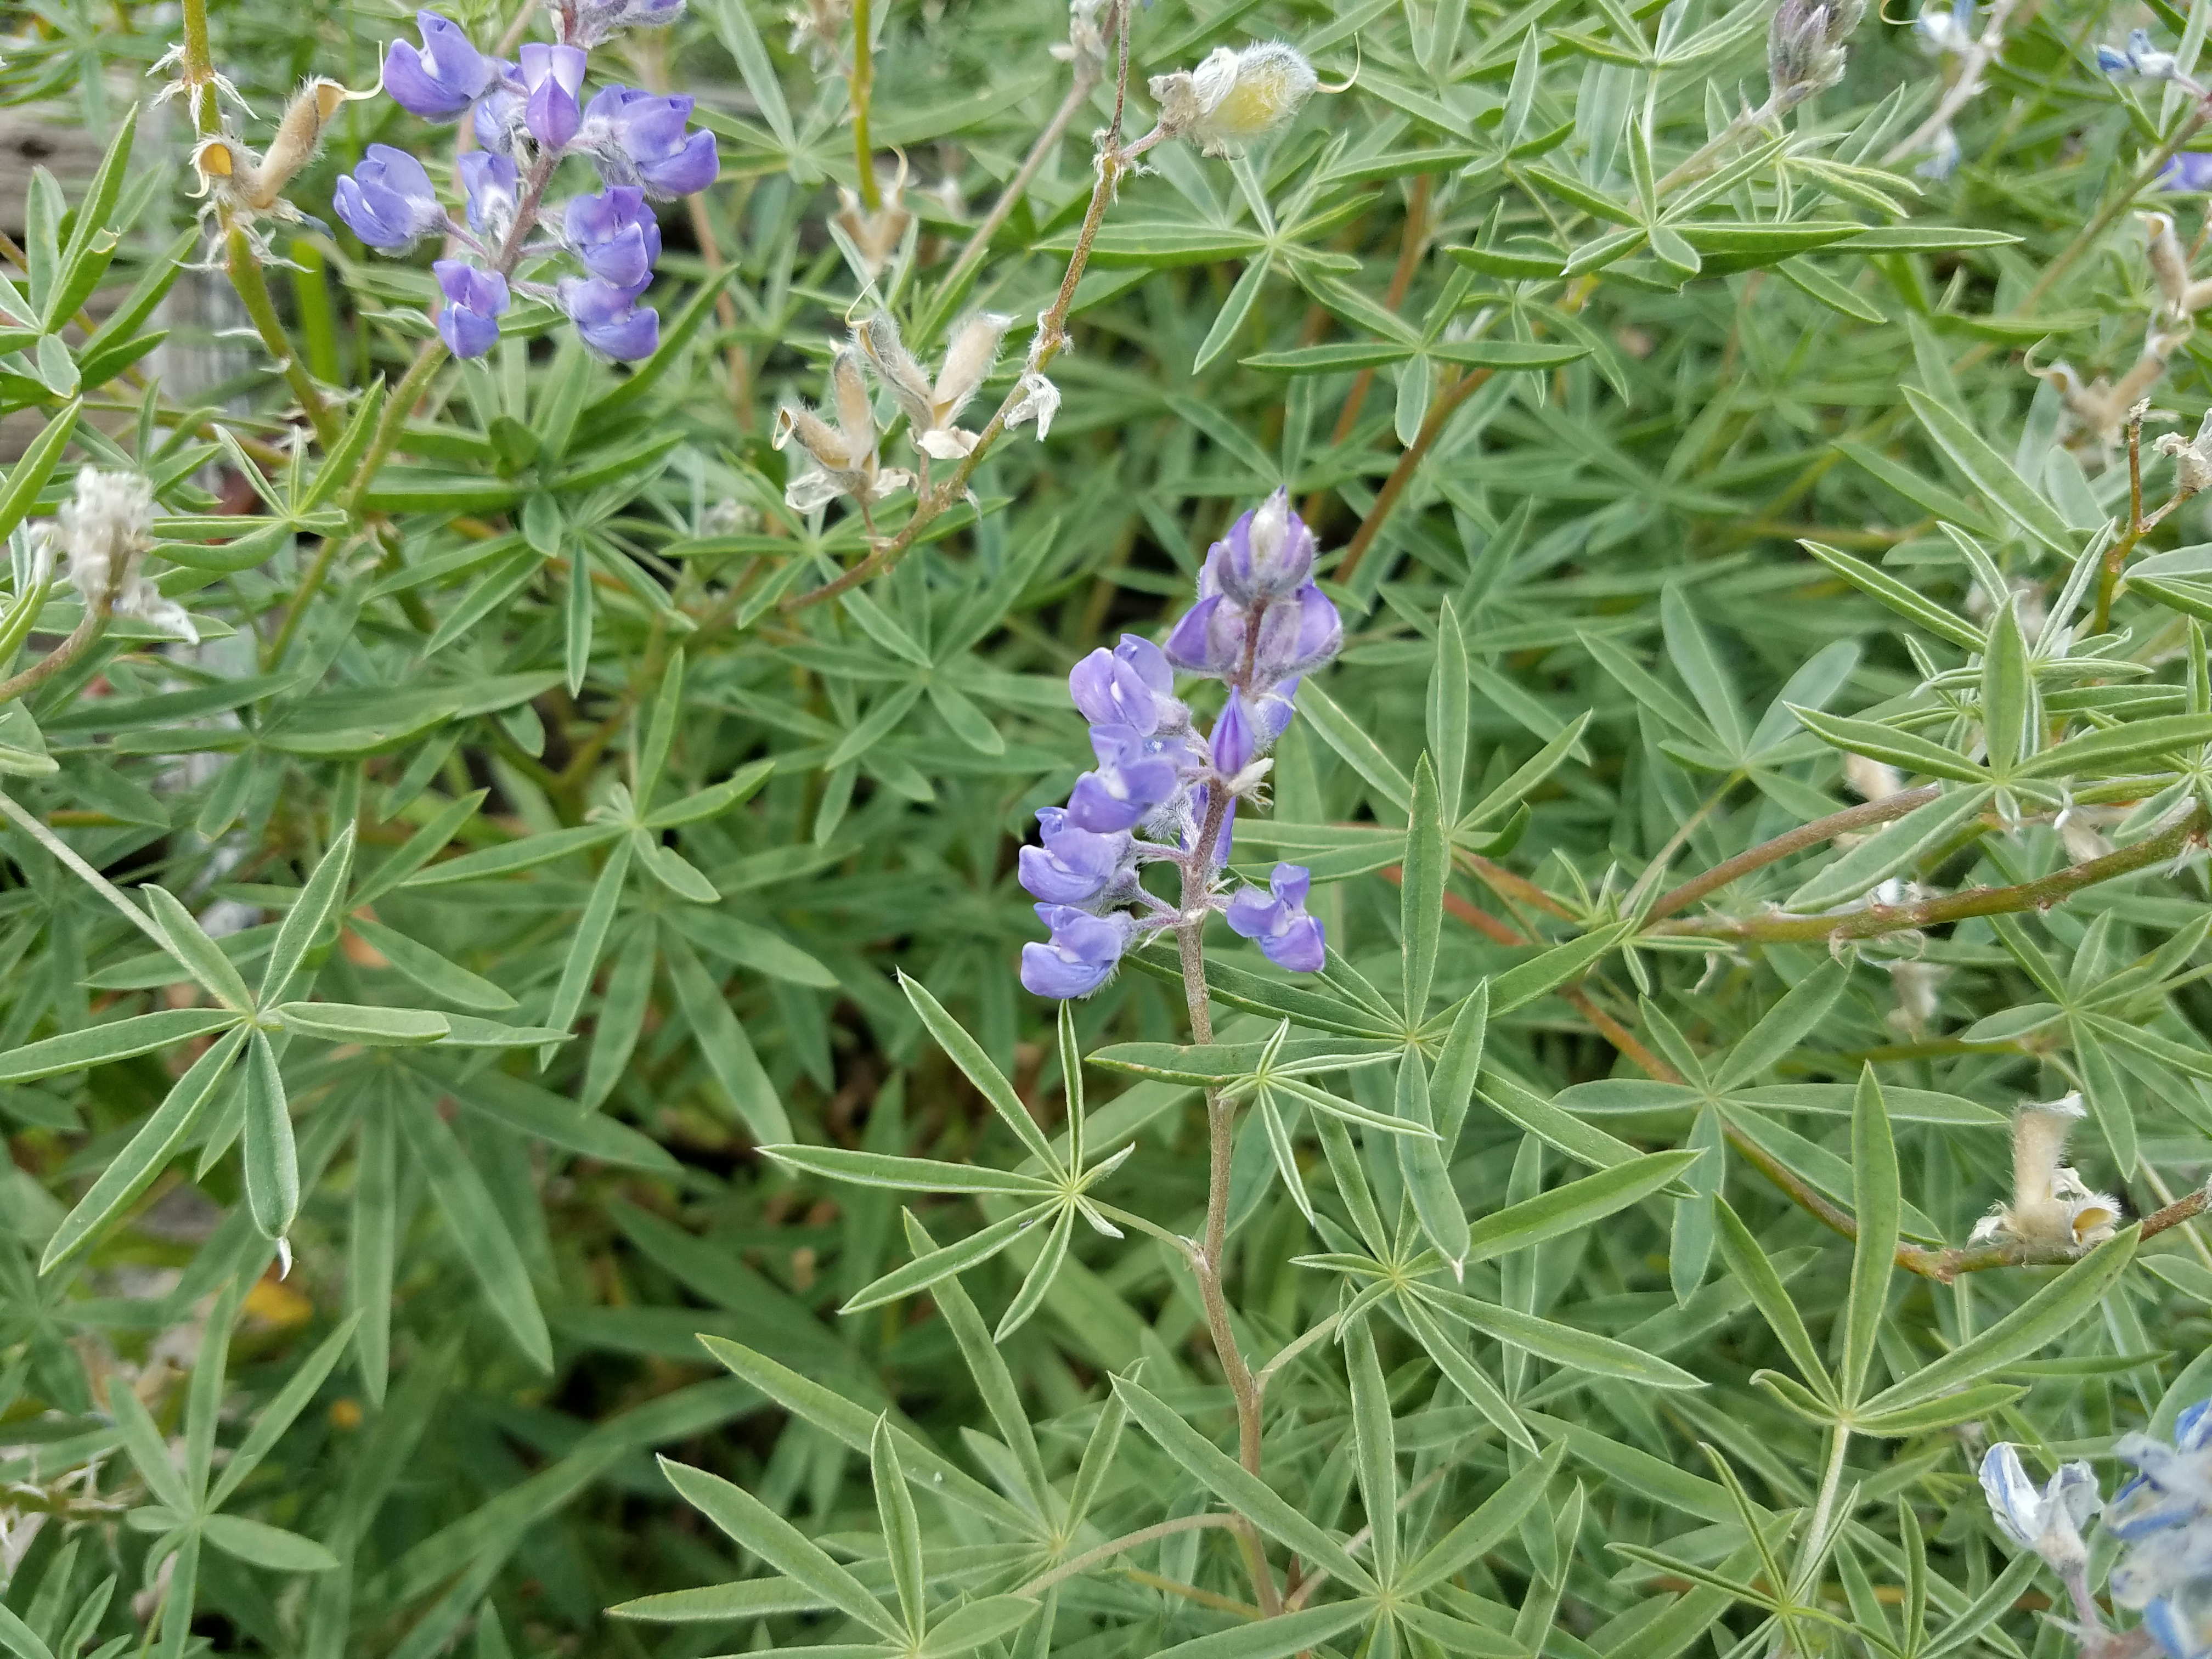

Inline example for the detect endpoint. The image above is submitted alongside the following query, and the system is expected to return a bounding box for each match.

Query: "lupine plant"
[20,0,2212,1652]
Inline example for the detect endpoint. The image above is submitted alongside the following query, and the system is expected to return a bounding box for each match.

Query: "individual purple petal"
[558,276,658,359]
[472,69,523,153]
[1252,582,1341,685]
[1210,689,1254,777]
[578,86,720,198]
[1020,905,1131,998]
[1018,809,1131,906]
[459,150,520,239]
[333,144,444,249]
[384,11,494,121]
[433,258,508,359]
[520,42,586,150]
[1063,725,1185,832]
[562,186,661,289]
[1224,862,1325,973]
[1164,592,1246,679]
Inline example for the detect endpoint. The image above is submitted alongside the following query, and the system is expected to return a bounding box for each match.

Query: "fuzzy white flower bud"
[1149,42,1317,159]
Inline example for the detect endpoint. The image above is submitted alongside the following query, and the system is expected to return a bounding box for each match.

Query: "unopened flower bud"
[1150,41,1317,159]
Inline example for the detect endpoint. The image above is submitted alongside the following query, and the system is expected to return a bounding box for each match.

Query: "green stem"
[263,531,359,673]
[342,340,448,520]
[0,590,111,710]
[1012,1516,1239,1599]
[225,227,338,447]
[1644,786,1943,922]
[850,0,880,212]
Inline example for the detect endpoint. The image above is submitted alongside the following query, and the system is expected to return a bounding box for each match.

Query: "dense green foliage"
[10,0,2212,1654]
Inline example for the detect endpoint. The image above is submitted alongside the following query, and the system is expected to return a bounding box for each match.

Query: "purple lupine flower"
[578,87,719,197]
[1065,725,1186,833]
[1251,584,1342,685]
[1020,905,1133,999]
[572,0,686,42]
[1018,808,1132,906]
[472,67,524,154]
[435,259,509,359]
[385,11,495,121]
[1210,690,1254,777]
[1225,863,1325,972]
[459,151,520,240]
[559,276,659,360]
[1203,489,1316,606]
[2163,151,2212,191]
[333,145,445,250]
[1071,635,1179,733]
[520,43,588,150]
[1250,679,1299,742]
[562,188,661,291]
[1164,593,1245,679]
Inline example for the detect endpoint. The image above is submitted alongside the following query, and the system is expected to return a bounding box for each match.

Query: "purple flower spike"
[1065,725,1185,833]
[1071,634,1179,733]
[579,87,720,198]
[385,11,495,121]
[559,276,659,360]
[1020,905,1133,999]
[1203,488,1317,606]
[1018,808,1132,906]
[1211,690,1254,778]
[458,150,520,240]
[520,43,587,150]
[1225,863,1326,973]
[334,145,445,250]
[434,259,509,359]
[563,187,661,291]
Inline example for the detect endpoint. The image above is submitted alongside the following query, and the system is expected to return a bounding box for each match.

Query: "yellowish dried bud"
[1150,42,1317,159]
[2145,210,2191,308]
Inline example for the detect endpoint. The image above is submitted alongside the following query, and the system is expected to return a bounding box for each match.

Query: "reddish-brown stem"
[1334,367,1492,583]
[1645,786,1942,922]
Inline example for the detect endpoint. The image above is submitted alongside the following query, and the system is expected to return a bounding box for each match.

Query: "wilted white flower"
[1980,1443,2102,1571]
[1149,42,1317,159]
[49,468,198,645]
[832,167,913,279]
[786,0,850,72]
[772,346,912,514]
[857,310,1012,460]
[1051,0,1110,78]
[1004,370,1062,441]
[2157,409,2212,494]
[1967,1093,2121,1250]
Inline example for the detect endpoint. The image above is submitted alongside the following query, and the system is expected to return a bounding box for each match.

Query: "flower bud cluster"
[1765,0,1865,106]
[335,8,719,362]
[1017,490,1341,999]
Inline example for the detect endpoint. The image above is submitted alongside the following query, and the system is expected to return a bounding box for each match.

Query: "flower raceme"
[1017,493,1344,1000]
[334,7,719,361]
